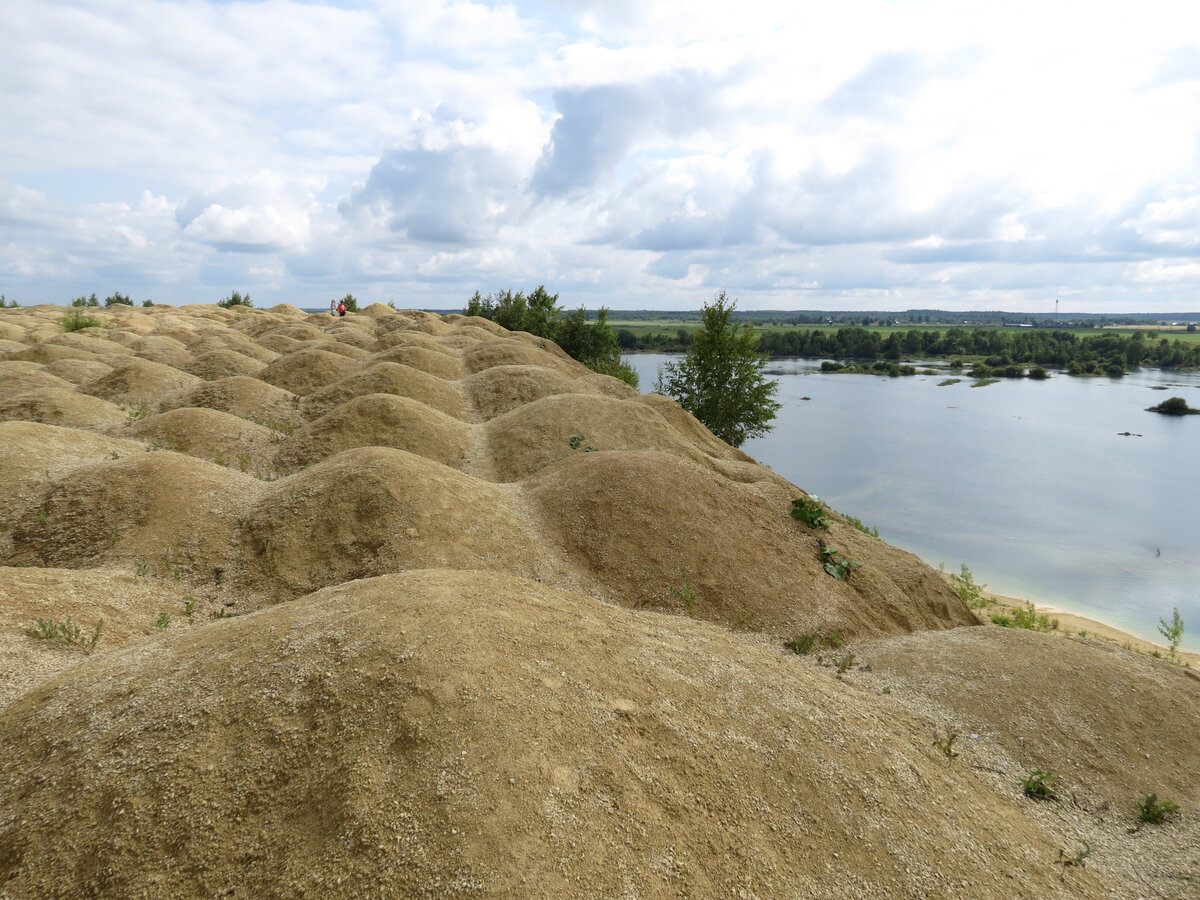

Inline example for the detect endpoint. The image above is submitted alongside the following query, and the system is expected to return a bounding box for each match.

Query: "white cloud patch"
[2,0,1200,309]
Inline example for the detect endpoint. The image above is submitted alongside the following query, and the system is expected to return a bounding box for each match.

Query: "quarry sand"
[0,304,1196,899]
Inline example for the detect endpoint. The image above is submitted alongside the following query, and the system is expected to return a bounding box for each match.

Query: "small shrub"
[1023,770,1058,801]
[1137,793,1179,825]
[71,293,100,307]
[24,617,102,653]
[934,728,959,760]
[1058,842,1092,873]
[152,612,171,629]
[126,400,150,421]
[61,308,102,332]
[785,630,844,656]
[950,563,989,609]
[104,292,133,306]
[791,496,829,529]
[141,299,155,307]
[834,652,857,674]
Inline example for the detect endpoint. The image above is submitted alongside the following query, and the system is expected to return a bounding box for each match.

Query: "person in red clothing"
[337,300,347,317]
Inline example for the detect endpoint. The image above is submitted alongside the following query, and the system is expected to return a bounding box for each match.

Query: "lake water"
[625,354,1200,652]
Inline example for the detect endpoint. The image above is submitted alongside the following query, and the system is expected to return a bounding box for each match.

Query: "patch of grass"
[971,378,1001,388]
[842,513,879,538]
[1137,793,1180,825]
[790,496,829,530]
[125,400,150,421]
[667,567,698,617]
[1023,770,1058,801]
[24,617,102,653]
[991,602,1057,632]
[937,378,962,386]
[152,612,171,630]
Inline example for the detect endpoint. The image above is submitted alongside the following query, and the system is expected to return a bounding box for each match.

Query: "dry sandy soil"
[0,303,1196,899]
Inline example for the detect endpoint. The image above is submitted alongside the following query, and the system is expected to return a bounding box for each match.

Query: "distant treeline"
[618,326,1200,375]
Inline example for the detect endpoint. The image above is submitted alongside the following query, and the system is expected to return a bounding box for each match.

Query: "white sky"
[2,0,1200,311]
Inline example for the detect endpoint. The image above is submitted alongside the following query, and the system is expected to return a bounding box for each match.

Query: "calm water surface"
[626,354,1200,652]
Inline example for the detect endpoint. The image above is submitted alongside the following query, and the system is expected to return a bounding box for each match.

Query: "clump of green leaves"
[1157,607,1185,660]
[1023,770,1058,801]
[24,618,102,654]
[125,400,150,421]
[791,496,829,529]
[152,612,171,630]
[1137,793,1180,825]
[820,546,861,580]
[991,602,1057,632]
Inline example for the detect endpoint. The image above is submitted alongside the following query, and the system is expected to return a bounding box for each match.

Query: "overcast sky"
[3,0,1200,311]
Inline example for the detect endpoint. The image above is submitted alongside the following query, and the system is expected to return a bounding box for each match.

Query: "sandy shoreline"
[983,589,1200,669]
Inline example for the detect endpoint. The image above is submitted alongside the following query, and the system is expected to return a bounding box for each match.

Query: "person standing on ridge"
[337,299,347,317]
[330,297,337,316]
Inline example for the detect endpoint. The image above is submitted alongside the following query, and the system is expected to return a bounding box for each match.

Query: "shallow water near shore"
[626,354,1200,652]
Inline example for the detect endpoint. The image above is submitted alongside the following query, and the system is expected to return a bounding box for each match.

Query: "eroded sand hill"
[0,303,1195,899]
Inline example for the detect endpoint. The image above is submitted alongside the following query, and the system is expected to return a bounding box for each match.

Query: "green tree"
[218,291,252,309]
[338,293,359,312]
[1157,607,1185,660]
[71,293,100,307]
[654,291,781,447]
[104,291,133,306]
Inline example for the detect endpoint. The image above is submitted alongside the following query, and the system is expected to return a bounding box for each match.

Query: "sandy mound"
[0,569,1105,900]
[0,368,76,396]
[461,364,597,420]
[461,335,579,374]
[359,301,397,318]
[274,394,471,473]
[7,452,256,575]
[121,407,275,472]
[864,626,1200,806]
[44,332,135,357]
[266,302,307,316]
[257,347,364,395]
[41,357,114,384]
[373,343,464,379]
[0,422,147,560]
[183,347,268,378]
[186,333,279,362]
[300,362,465,421]
[236,448,550,601]
[371,329,459,354]
[162,375,299,433]
[523,451,975,641]
[78,357,201,408]
[484,393,717,481]
[0,386,128,430]
[11,341,106,364]
[0,566,218,707]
